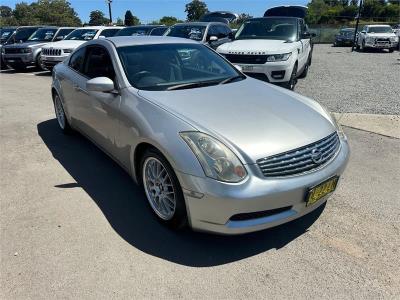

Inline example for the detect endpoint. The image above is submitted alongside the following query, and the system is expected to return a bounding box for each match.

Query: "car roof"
[106,36,198,47]
[123,25,165,28]
[172,22,224,26]
[80,26,124,30]
[248,17,301,21]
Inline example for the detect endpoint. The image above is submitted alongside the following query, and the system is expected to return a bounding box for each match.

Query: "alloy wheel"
[54,95,66,130]
[142,157,176,220]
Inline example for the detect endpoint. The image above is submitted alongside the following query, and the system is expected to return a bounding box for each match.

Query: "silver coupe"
[51,36,349,235]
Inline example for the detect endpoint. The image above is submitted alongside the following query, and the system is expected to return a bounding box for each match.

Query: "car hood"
[217,39,295,54]
[4,41,47,48]
[42,40,85,50]
[138,78,336,164]
[366,33,396,38]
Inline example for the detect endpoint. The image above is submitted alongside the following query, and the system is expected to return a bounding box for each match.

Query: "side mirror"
[208,36,218,42]
[98,35,106,39]
[234,65,243,72]
[301,32,311,39]
[86,77,115,93]
[361,31,366,34]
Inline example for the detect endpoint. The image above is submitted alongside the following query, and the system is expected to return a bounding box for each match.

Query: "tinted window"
[69,47,86,73]
[100,29,120,37]
[0,29,15,43]
[367,26,392,33]
[150,27,168,36]
[165,25,207,41]
[116,27,153,36]
[216,25,229,38]
[28,28,58,41]
[83,46,115,79]
[15,27,39,42]
[54,28,75,40]
[236,18,298,41]
[117,43,242,91]
[65,29,98,41]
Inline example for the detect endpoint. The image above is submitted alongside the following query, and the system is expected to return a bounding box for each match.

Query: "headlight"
[180,132,247,183]
[390,36,398,42]
[267,53,291,62]
[21,48,32,53]
[63,48,73,53]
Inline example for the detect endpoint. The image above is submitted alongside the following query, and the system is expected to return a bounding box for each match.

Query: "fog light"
[271,71,285,79]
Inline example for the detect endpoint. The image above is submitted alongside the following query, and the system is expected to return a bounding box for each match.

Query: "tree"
[185,0,208,21]
[116,17,124,25]
[1,0,81,26]
[89,10,109,25]
[124,10,139,26]
[0,5,12,18]
[234,13,252,25]
[159,16,181,26]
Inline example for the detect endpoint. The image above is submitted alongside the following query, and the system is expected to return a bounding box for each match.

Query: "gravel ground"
[296,44,400,115]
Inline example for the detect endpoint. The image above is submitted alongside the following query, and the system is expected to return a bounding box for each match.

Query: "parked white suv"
[356,25,398,52]
[217,6,314,90]
[41,26,123,70]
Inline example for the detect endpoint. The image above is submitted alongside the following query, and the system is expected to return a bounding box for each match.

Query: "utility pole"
[352,0,363,52]
[107,0,113,25]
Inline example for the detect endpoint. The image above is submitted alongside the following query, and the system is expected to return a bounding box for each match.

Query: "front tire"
[141,149,187,229]
[283,64,297,90]
[53,93,72,134]
[388,48,394,53]
[36,53,44,70]
[361,40,366,52]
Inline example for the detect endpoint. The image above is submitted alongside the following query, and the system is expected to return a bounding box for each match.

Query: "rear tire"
[140,148,188,230]
[53,93,72,134]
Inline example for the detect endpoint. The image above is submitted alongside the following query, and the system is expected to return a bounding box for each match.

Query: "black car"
[0,27,17,69]
[334,28,356,46]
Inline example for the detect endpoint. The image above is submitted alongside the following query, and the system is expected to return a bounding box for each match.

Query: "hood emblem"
[311,148,323,164]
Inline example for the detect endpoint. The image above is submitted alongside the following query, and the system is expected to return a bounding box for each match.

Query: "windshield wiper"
[167,80,220,91]
[219,75,245,85]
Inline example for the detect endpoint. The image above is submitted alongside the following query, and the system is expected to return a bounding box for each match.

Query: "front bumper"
[3,53,35,67]
[233,58,295,83]
[365,40,398,48]
[176,137,349,235]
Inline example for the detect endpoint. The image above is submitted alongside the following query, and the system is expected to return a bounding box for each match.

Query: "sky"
[1,0,307,23]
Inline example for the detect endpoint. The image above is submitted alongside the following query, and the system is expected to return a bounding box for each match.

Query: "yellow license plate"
[306,177,339,206]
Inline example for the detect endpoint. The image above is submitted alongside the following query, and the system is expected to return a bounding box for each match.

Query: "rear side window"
[150,27,168,36]
[82,46,115,80]
[100,29,120,37]
[69,47,86,73]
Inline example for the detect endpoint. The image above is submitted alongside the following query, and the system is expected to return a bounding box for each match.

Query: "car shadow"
[37,119,325,267]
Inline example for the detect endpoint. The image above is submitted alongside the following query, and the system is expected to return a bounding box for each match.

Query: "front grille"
[230,206,292,221]
[257,132,340,177]
[4,48,23,54]
[375,38,390,44]
[42,48,62,56]
[245,72,269,82]
[225,54,268,64]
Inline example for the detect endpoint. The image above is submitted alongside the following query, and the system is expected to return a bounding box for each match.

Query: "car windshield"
[117,43,243,91]
[368,26,392,33]
[340,29,354,36]
[65,29,98,40]
[116,27,153,36]
[28,28,58,41]
[236,18,298,41]
[0,29,14,43]
[165,25,207,41]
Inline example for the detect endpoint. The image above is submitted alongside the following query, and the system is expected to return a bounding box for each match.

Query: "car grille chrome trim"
[257,132,340,177]
[42,48,62,56]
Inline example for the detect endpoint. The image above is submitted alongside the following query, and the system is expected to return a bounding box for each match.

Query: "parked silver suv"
[2,27,75,70]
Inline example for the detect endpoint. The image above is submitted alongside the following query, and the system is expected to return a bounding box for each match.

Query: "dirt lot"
[1,45,400,299]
